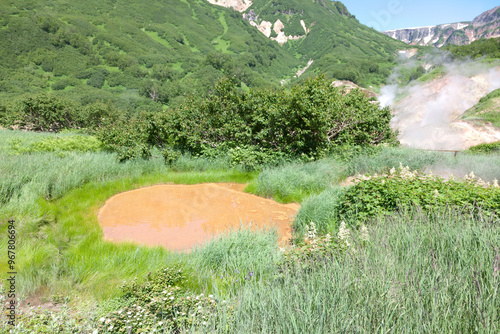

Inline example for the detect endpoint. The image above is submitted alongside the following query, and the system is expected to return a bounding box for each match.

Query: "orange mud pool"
[97,183,300,251]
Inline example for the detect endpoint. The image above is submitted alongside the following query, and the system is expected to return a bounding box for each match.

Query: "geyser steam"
[380,58,500,150]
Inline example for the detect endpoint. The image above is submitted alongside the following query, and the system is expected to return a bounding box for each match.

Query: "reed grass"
[202,210,500,333]
[1,129,500,332]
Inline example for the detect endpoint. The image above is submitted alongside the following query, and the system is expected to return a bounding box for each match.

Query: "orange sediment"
[97,183,299,251]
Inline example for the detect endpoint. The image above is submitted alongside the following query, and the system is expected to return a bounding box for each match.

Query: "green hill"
[462,88,500,127]
[0,0,406,112]
[249,0,407,84]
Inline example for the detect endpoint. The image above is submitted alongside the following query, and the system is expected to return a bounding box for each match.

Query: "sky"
[339,0,500,31]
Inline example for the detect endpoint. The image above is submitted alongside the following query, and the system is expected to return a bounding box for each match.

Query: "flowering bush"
[277,222,370,276]
[96,267,229,333]
[338,164,500,225]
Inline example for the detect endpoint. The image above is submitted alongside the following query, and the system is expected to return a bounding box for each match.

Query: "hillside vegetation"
[462,88,500,127]
[444,37,500,59]
[0,0,406,115]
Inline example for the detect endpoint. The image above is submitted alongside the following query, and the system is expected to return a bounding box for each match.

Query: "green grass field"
[1,129,499,333]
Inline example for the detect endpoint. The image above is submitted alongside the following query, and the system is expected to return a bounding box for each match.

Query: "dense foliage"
[467,141,500,154]
[462,88,500,127]
[96,267,225,333]
[444,37,500,59]
[0,0,405,116]
[338,166,500,225]
[1,94,120,132]
[98,76,398,162]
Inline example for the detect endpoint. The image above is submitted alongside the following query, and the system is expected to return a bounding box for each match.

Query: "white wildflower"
[338,221,351,247]
[306,222,317,241]
[389,167,396,175]
[99,317,106,322]
[493,179,499,188]
[433,189,439,197]
[477,178,487,187]
[464,171,475,181]
[360,225,369,242]
[324,233,331,243]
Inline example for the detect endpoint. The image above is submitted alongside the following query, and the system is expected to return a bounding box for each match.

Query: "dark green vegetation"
[248,0,406,86]
[468,141,500,154]
[97,76,398,162]
[0,0,406,117]
[462,88,500,128]
[1,128,499,332]
[444,37,500,60]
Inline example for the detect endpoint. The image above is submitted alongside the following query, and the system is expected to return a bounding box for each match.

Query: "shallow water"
[97,183,299,251]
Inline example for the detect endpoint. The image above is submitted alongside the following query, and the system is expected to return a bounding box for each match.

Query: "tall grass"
[206,210,500,333]
[2,168,255,299]
[349,146,500,181]
[0,151,167,215]
[292,186,344,237]
[247,159,347,203]
[189,227,281,297]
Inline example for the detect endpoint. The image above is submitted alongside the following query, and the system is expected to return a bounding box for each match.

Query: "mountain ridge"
[383,6,500,47]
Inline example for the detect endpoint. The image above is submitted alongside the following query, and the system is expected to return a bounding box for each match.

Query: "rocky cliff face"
[204,0,344,45]
[383,6,500,46]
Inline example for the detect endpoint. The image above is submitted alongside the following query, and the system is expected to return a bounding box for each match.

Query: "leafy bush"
[97,267,226,333]
[87,71,106,89]
[3,95,120,132]
[96,113,152,161]
[51,76,80,90]
[78,101,121,132]
[12,94,78,132]
[338,164,500,225]
[101,75,398,162]
[467,141,500,154]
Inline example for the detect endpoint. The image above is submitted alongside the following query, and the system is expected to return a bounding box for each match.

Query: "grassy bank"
[1,129,499,332]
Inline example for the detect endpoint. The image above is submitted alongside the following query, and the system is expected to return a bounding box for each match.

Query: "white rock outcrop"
[206,0,253,13]
[250,20,272,37]
[270,19,304,45]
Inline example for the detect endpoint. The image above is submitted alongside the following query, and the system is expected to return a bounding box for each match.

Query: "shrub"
[338,164,500,226]
[96,113,151,161]
[51,77,80,90]
[102,75,397,161]
[467,141,500,154]
[87,71,105,89]
[13,94,78,132]
[97,267,226,333]
[78,101,121,131]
